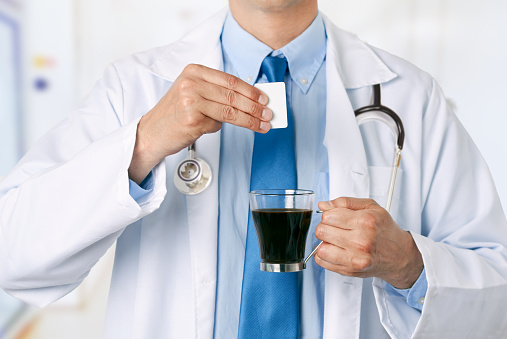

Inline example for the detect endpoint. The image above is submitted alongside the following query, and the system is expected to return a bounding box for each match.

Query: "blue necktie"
[238,56,299,338]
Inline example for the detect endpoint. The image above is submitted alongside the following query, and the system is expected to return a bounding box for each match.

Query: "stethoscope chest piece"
[174,144,212,195]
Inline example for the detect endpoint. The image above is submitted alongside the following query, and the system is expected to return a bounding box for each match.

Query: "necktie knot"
[261,56,288,83]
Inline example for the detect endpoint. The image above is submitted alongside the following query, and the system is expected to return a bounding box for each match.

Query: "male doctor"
[1,0,507,338]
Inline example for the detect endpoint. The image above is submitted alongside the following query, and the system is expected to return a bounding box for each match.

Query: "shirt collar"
[221,11,326,94]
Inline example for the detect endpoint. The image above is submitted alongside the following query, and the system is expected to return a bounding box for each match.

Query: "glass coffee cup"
[249,189,315,272]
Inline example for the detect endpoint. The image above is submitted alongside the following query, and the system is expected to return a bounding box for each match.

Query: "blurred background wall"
[0,0,506,338]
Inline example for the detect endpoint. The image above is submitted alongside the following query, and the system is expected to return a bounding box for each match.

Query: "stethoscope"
[174,84,405,201]
[173,142,212,195]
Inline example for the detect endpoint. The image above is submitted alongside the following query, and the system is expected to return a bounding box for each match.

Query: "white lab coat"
[1,8,507,339]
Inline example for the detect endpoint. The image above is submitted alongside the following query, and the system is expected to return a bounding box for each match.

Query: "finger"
[197,100,270,133]
[315,243,372,274]
[198,81,272,122]
[329,197,379,211]
[315,222,351,245]
[314,255,348,275]
[318,200,334,212]
[185,64,269,105]
[316,242,349,266]
[316,222,375,260]
[315,254,371,277]
[320,207,359,230]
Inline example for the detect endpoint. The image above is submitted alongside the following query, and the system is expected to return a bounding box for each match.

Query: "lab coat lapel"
[321,15,397,339]
[149,8,228,83]
[322,40,369,339]
[149,9,227,339]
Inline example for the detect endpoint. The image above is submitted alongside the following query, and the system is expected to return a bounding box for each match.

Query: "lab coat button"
[418,297,425,305]
[301,78,308,85]
[246,76,253,83]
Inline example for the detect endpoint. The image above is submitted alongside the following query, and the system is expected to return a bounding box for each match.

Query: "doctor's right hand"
[128,64,272,184]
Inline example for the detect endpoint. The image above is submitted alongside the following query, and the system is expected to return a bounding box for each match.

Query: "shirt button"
[301,78,308,85]
[418,297,425,305]
[246,76,253,83]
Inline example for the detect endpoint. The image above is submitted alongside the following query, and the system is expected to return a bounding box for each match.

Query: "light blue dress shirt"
[129,11,428,337]
[128,172,153,201]
[216,12,328,338]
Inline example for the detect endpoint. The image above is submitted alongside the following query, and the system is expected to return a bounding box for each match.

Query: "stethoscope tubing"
[305,84,405,266]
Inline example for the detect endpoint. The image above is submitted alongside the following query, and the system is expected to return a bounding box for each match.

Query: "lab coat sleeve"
[0,64,167,307]
[373,79,507,338]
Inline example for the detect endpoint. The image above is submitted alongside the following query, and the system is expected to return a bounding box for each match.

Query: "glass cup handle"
[303,241,323,268]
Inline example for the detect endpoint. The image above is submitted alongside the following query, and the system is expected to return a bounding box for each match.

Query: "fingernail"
[262,108,273,120]
[258,94,268,105]
[260,121,271,132]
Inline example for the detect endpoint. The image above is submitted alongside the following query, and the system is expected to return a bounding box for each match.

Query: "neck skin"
[229,0,319,50]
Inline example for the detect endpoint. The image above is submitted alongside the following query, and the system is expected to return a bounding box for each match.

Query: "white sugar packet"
[255,82,288,129]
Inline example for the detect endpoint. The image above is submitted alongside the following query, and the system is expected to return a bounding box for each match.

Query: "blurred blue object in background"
[0,4,28,339]
[0,7,23,177]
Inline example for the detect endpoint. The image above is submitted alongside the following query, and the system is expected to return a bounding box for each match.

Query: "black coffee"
[251,208,313,263]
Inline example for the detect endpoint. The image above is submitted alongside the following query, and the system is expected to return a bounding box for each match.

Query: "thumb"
[330,197,379,211]
[317,200,334,211]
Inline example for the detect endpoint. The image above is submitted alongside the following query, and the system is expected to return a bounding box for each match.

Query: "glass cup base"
[260,262,305,272]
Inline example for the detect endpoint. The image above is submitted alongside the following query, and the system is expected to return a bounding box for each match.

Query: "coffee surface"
[251,208,313,263]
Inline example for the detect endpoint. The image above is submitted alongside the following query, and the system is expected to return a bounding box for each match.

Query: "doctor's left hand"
[315,197,424,289]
